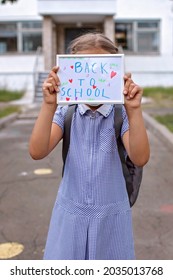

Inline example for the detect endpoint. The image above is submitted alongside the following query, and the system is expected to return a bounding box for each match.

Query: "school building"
[0,0,173,98]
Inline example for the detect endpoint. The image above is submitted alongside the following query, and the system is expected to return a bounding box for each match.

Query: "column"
[104,16,115,44]
[42,16,53,70]
[57,25,65,54]
[52,22,57,66]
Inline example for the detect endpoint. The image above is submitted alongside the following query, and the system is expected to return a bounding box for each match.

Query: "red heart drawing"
[66,97,70,101]
[70,66,74,69]
[69,79,73,83]
[93,85,97,89]
[111,71,117,79]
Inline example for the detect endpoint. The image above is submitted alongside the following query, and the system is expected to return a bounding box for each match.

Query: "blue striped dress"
[43,104,135,260]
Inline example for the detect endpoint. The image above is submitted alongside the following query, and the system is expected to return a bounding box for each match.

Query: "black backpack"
[62,104,143,207]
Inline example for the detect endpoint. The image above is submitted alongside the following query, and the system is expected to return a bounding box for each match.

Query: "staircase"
[34,71,49,102]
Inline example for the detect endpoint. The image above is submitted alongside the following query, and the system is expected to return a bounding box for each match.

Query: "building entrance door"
[65,28,95,53]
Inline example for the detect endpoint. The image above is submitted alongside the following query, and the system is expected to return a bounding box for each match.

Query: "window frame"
[0,22,18,53]
[115,19,160,55]
[0,20,42,54]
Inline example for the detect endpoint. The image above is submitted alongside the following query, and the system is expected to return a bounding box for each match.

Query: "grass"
[0,88,24,119]
[143,87,173,133]
[155,114,173,133]
[0,89,24,102]
[143,87,173,105]
[0,106,20,119]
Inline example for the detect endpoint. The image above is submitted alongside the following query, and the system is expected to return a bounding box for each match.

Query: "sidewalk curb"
[0,103,40,129]
[0,112,19,130]
[0,107,173,152]
[143,111,173,152]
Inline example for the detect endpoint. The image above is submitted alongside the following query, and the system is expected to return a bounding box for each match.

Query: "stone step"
[35,71,49,102]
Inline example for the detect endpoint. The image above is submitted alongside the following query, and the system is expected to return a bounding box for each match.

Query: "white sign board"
[56,54,124,104]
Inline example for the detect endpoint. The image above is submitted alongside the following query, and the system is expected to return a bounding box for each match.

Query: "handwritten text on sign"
[56,54,124,104]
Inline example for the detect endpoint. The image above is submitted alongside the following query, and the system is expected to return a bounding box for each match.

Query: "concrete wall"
[38,0,117,15]
[125,56,173,87]
[116,0,173,55]
[0,0,43,93]
[0,0,173,90]
[0,0,41,21]
[116,0,173,86]
[0,54,44,91]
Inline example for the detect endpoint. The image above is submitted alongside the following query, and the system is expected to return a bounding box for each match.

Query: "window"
[22,22,42,29]
[21,21,42,53]
[115,22,133,51]
[0,21,42,54]
[0,23,17,53]
[136,21,159,53]
[22,33,42,52]
[115,20,160,54]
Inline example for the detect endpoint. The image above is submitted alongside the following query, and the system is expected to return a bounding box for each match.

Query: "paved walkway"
[0,101,173,259]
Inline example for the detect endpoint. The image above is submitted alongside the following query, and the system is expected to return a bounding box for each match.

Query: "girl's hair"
[68,32,119,54]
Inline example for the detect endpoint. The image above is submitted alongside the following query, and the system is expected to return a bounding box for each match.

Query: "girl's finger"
[52,66,59,73]
[130,85,141,98]
[48,67,60,85]
[47,77,58,89]
[128,83,136,97]
[124,73,131,81]
[43,82,57,94]
[123,78,133,95]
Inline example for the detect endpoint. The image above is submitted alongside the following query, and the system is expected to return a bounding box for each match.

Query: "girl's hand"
[123,73,143,110]
[42,66,60,106]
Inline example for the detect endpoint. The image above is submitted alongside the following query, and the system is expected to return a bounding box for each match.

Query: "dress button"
[90,112,96,118]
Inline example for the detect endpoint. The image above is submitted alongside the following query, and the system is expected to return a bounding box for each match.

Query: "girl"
[29,33,150,260]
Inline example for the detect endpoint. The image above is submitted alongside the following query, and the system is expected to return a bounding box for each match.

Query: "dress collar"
[78,104,113,118]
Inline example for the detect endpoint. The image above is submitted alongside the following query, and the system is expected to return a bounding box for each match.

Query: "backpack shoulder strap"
[114,105,137,205]
[114,104,126,164]
[62,104,77,175]
[114,104,123,139]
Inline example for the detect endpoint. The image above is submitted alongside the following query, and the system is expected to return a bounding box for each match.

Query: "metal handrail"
[33,46,42,100]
